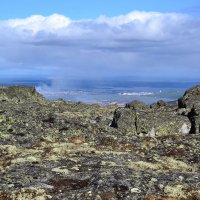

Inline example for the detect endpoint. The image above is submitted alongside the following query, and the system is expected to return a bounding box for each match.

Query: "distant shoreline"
[1,80,200,106]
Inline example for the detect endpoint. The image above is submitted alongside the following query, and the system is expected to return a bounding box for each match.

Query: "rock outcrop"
[0,86,44,102]
[178,85,200,134]
[0,85,199,200]
[112,100,191,137]
[111,85,200,136]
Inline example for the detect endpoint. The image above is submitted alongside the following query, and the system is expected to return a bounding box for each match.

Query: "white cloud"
[0,11,200,80]
[5,14,71,34]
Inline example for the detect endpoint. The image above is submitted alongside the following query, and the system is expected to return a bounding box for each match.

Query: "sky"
[0,0,200,20]
[0,0,200,81]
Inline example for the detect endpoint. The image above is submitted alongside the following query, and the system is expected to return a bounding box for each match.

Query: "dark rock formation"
[179,85,200,109]
[0,85,199,200]
[178,85,200,134]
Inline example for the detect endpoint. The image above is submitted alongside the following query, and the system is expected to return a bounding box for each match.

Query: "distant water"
[35,80,200,105]
[1,79,199,105]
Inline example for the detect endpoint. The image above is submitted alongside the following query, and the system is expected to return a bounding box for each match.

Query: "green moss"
[11,156,39,164]
[156,125,171,135]
[8,117,16,123]
[52,166,70,175]
[0,145,18,156]
[0,131,11,140]
[0,115,6,123]
[9,188,52,200]
[62,129,83,136]
[128,156,194,172]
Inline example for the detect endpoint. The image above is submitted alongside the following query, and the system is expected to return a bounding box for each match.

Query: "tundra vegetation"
[0,86,199,200]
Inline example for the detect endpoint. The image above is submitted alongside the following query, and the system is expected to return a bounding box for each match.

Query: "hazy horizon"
[0,1,200,83]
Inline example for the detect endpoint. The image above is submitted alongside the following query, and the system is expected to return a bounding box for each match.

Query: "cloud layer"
[0,11,200,80]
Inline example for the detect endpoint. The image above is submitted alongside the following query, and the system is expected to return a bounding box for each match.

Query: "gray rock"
[112,107,191,137]
[178,85,200,110]
[125,100,149,110]
[179,85,200,134]
[136,109,191,136]
[150,100,167,109]
[110,108,137,135]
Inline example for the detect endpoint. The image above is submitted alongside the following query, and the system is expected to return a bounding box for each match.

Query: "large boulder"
[0,86,44,102]
[110,108,137,135]
[111,107,190,137]
[178,85,200,109]
[178,85,200,134]
[136,109,190,137]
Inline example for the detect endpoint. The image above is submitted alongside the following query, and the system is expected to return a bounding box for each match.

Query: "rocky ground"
[0,86,199,200]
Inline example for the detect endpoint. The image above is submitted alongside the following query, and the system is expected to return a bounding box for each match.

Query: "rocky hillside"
[0,86,199,200]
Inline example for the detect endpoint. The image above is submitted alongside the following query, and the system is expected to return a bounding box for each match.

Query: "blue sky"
[0,1,200,81]
[0,0,200,20]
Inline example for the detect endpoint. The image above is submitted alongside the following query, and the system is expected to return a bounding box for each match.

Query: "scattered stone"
[130,188,141,193]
